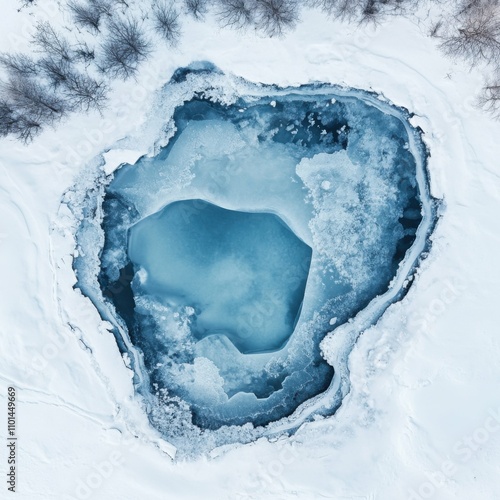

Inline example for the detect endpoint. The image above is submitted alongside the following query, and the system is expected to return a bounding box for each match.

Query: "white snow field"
[1,2,500,500]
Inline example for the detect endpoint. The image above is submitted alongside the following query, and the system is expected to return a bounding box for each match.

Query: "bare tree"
[3,77,67,122]
[62,71,108,111]
[0,53,58,141]
[152,2,182,45]
[0,38,107,141]
[73,41,96,63]
[0,100,18,137]
[0,76,67,131]
[359,0,400,24]
[185,0,209,19]
[216,0,253,29]
[0,67,105,140]
[441,5,500,66]
[32,22,74,62]
[429,19,443,38]
[38,56,72,90]
[478,78,500,117]
[68,0,111,32]
[254,0,298,37]
[99,17,151,79]
[0,99,42,142]
[0,53,38,77]
[36,55,107,111]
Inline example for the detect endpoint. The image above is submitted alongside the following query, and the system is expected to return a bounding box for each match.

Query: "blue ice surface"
[91,76,429,435]
[128,199,312,354]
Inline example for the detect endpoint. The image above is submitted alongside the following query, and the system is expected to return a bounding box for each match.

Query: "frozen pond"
[73,66,436,449]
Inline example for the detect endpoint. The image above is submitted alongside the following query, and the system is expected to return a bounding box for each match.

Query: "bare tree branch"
[99,17,152,79]
[441,5,500,66]
[32,22,74,62]
[152,2,182,45]
[254,0,299,37]
[478,77,500,117]
[185,0,209,19]
[0,98,42,142]
[62,71,108,111]
[68,0,111,32]
[0,53,38,77]
[0,76,67,126]
[216,0,253,29]
[73,41,96,63]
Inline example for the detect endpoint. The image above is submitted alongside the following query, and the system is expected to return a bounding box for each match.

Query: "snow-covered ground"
[1,2,500,499]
